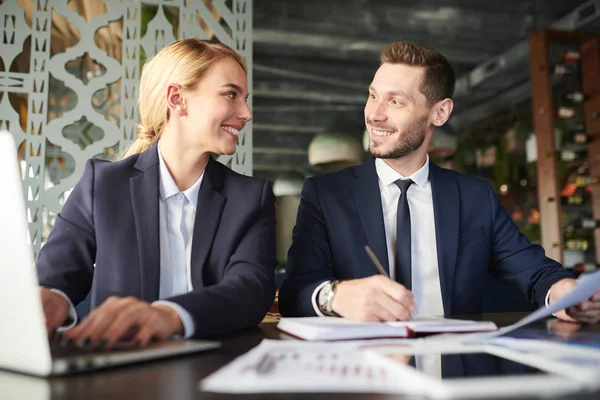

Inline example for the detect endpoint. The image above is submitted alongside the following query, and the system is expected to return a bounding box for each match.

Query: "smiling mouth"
[221,126,240,137]
[371,127,396,137]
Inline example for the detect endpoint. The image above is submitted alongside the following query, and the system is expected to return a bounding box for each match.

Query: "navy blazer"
[279,157,573,317]
[37,145,277,338]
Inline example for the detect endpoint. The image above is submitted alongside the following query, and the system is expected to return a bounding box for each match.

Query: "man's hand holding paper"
[550,278,600,324]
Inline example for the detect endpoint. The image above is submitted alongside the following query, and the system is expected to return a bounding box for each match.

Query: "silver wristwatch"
[317,280,340,316]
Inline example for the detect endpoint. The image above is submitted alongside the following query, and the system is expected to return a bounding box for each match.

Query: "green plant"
[513,119,534,144]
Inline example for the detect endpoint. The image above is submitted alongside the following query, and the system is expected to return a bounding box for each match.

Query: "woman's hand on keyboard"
[60,296,184,350]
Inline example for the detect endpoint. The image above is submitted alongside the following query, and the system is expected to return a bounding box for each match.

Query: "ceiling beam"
[253,153,309,170]
[254,164,301,172]
[253,147,308,155]
[452,0,600,128]
[253,88,366,104]
[253,123,323,134]
[253,104,364,112]
[253,28,486,64]
[254,128,317,149]
[254,63,366,90]
[450,80,532,130]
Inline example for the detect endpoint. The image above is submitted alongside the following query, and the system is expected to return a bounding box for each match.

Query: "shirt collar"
[157,141,204,209]
[374,155,430,188]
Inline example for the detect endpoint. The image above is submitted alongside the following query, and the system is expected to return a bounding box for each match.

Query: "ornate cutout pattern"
[0,0,253,257]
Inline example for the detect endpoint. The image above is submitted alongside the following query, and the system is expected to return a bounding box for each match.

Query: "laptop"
[0,130,221,376]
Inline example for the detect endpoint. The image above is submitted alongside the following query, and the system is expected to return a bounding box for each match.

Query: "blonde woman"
[37,39,277,349]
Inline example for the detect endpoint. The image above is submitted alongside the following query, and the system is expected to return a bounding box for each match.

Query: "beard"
[368,115,427,159]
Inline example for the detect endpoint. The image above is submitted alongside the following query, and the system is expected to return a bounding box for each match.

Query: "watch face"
[318,283,332,308]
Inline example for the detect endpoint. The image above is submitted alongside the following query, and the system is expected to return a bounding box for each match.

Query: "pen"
[364,245,389,278]
[365,245,414,319]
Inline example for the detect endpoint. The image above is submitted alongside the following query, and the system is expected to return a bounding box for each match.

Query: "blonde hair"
[380,41,455,106]
[121,38,247,158]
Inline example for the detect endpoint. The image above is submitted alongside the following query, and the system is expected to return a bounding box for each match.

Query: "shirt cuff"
[545,288,557,317]
[152,300,195,339]
[311,280,332,317]
[49,288,77,330]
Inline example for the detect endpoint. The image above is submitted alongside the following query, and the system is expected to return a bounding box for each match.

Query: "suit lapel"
[430,161,459,314]
[349,157,390,274]
[190,157,226,288]
[130,145,161,302]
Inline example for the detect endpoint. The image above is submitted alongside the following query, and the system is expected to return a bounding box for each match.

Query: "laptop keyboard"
[48,336,151,373]
[45,336,220,374]
[49,336,137,358]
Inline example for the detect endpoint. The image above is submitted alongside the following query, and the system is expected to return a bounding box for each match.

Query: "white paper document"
[430,270,600,342]
[490,269,600,337]
[200,337,598,397]
[200,339,423,395]
[486,337,600,381]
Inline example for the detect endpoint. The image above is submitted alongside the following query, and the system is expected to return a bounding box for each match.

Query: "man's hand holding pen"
[320,245,416,322]
[330,275,416,322]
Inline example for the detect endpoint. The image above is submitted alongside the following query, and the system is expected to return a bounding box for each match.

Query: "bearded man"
[278,41,600,325]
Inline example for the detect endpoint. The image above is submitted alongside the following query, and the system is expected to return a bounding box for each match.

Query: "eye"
[391,99,403,105]
[225,91,237,99]
[369,93,377,100]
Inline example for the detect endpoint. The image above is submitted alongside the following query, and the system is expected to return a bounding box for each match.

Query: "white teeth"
[372,128,394,137]
[222,126,240,136]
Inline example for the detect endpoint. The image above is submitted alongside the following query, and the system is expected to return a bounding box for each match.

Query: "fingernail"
[60,338,73,348]
[77,337,90,350]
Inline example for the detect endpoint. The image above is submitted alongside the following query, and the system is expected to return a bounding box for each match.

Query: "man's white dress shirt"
[312,156,444,317]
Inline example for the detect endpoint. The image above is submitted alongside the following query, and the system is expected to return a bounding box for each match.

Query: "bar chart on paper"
[245,348,387,380]
[200,339,417,394]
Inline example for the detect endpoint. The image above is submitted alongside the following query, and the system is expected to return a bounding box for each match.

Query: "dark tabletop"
[2,313,600,400]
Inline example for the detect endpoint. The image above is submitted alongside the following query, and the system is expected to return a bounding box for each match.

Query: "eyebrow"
[369,86,414,102]
[222,83,250,100]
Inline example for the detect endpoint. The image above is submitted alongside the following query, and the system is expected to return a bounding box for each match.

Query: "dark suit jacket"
[279,157,573,317]
[37,145,277,338]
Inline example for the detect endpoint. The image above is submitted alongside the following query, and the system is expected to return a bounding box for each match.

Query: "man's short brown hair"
[380,41,455,106]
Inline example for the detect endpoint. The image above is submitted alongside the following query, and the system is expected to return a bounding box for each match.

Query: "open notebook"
[277,316,497,341]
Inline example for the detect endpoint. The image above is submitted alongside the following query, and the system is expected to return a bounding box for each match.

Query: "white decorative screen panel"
[0,0,253,258]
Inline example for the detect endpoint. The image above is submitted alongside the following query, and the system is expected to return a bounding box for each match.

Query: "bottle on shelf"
[575,175,598,186]
[564,239,588,251]
[557,106,577,119]
[561,193,584,206]
[560,149,587,161]
[566,218,600,230]
[562,91,585,104]
[553,64,577,77]
[558,50,581,63]
[564,131,588,145]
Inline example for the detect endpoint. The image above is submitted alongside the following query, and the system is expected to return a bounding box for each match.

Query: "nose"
[238,102,253,122]
[366,100,387,123]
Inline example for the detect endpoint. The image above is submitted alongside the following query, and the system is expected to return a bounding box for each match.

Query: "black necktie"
[394,179,413,289]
